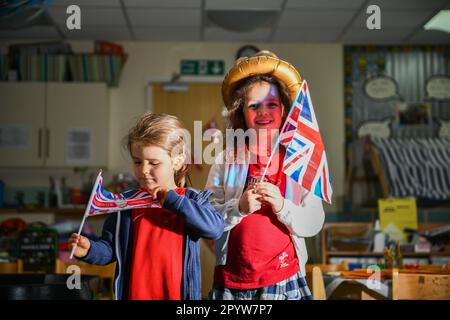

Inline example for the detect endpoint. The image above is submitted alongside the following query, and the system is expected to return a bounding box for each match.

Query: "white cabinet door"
[45,82,108,167]
[0,82,46,167]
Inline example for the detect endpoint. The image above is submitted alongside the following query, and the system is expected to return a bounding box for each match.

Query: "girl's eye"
[248,103,259,110]
[268,102,280,109]
[150,162,160,166]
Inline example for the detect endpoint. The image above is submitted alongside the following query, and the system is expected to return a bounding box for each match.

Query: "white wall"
[0,40,345,211]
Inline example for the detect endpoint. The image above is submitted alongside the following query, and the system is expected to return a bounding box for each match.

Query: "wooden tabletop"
[338,266,450,280]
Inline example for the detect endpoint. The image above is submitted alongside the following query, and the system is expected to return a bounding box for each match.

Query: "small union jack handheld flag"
[89,176,159,215]
[70,170,159,258]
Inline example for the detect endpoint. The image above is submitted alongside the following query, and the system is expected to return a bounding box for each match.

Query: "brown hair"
[125,113,190,187]
[227,74,293,130]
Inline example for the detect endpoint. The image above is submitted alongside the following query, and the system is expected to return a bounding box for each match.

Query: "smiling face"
[131,142,179,192]
[243,81,283,132]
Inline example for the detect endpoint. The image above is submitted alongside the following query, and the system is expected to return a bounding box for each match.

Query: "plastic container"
[373,220,385,253]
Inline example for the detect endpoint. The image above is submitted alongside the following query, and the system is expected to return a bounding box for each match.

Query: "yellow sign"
[378,198,418,243]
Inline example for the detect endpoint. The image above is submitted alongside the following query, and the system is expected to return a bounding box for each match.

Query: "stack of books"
[68,54,127,87]
[9,42,72,81]
[19,54,67,81]
[5,41,127,86]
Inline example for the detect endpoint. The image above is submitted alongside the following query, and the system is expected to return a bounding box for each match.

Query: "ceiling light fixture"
[207,10,278,32]
[424,10,450,33]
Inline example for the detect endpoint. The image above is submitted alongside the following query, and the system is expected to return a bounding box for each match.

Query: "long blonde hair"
[125,113,190,187]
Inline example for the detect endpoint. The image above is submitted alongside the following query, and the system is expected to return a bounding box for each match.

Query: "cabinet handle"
[45,128,50,158]
[38,128,42,158]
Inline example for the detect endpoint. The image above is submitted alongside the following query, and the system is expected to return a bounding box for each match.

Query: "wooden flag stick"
[259,133,282,183]
[69,169,103,259]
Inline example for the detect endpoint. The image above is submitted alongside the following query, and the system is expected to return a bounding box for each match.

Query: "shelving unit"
[1,53,126,87]
[3,42,127,86]
[321,222,450,265]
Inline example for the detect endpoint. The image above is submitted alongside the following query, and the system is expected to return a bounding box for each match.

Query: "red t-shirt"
[215,148,300,289]
[127,188,186,300]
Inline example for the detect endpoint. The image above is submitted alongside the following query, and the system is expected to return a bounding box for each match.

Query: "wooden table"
[323,266,450,300]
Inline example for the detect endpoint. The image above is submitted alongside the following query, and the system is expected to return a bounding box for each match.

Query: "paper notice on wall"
[65,128,91,164]
[0,125,31,149]
[378,198,418,244]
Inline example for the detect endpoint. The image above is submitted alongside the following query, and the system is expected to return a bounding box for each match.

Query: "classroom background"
[0,0,449,300]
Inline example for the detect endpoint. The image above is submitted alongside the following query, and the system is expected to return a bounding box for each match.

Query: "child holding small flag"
[69,113,224,300]
[206,51,327,300]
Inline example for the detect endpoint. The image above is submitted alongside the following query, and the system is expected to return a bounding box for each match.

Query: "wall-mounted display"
[364,76,399,101]
[357,119,392,139]
[426,76,450,100]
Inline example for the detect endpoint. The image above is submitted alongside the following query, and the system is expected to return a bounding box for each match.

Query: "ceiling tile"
[127,8,201,27]
[61,25,131,40]
[274,28,342,42]
[133,27,200,41]
[278,9,355,28]
[205,0,283,10]
[341,27,413,43]
[0,26,60,39]
[351,9,437,28]
[366,0,448,9]
[123,0,201,8]
[206,10,278,30]
[204,27,271,41]
[48,7,126,25]
[286,0,366,9]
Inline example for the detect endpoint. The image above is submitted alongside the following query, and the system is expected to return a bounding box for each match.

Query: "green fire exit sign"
[180,60,224,76]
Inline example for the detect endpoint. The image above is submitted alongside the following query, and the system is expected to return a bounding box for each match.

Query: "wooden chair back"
[0,261,19,274]
[0,259,24,274]
[311,266,327,300]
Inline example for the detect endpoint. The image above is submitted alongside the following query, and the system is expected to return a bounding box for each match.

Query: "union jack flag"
[281,80,333,204]
[89,173,160,216]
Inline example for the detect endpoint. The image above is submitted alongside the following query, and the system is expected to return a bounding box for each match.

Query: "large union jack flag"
[89,173,160,216]
[281,80,333,204]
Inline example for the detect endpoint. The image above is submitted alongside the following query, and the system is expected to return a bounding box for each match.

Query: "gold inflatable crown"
[222,50,302,109]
